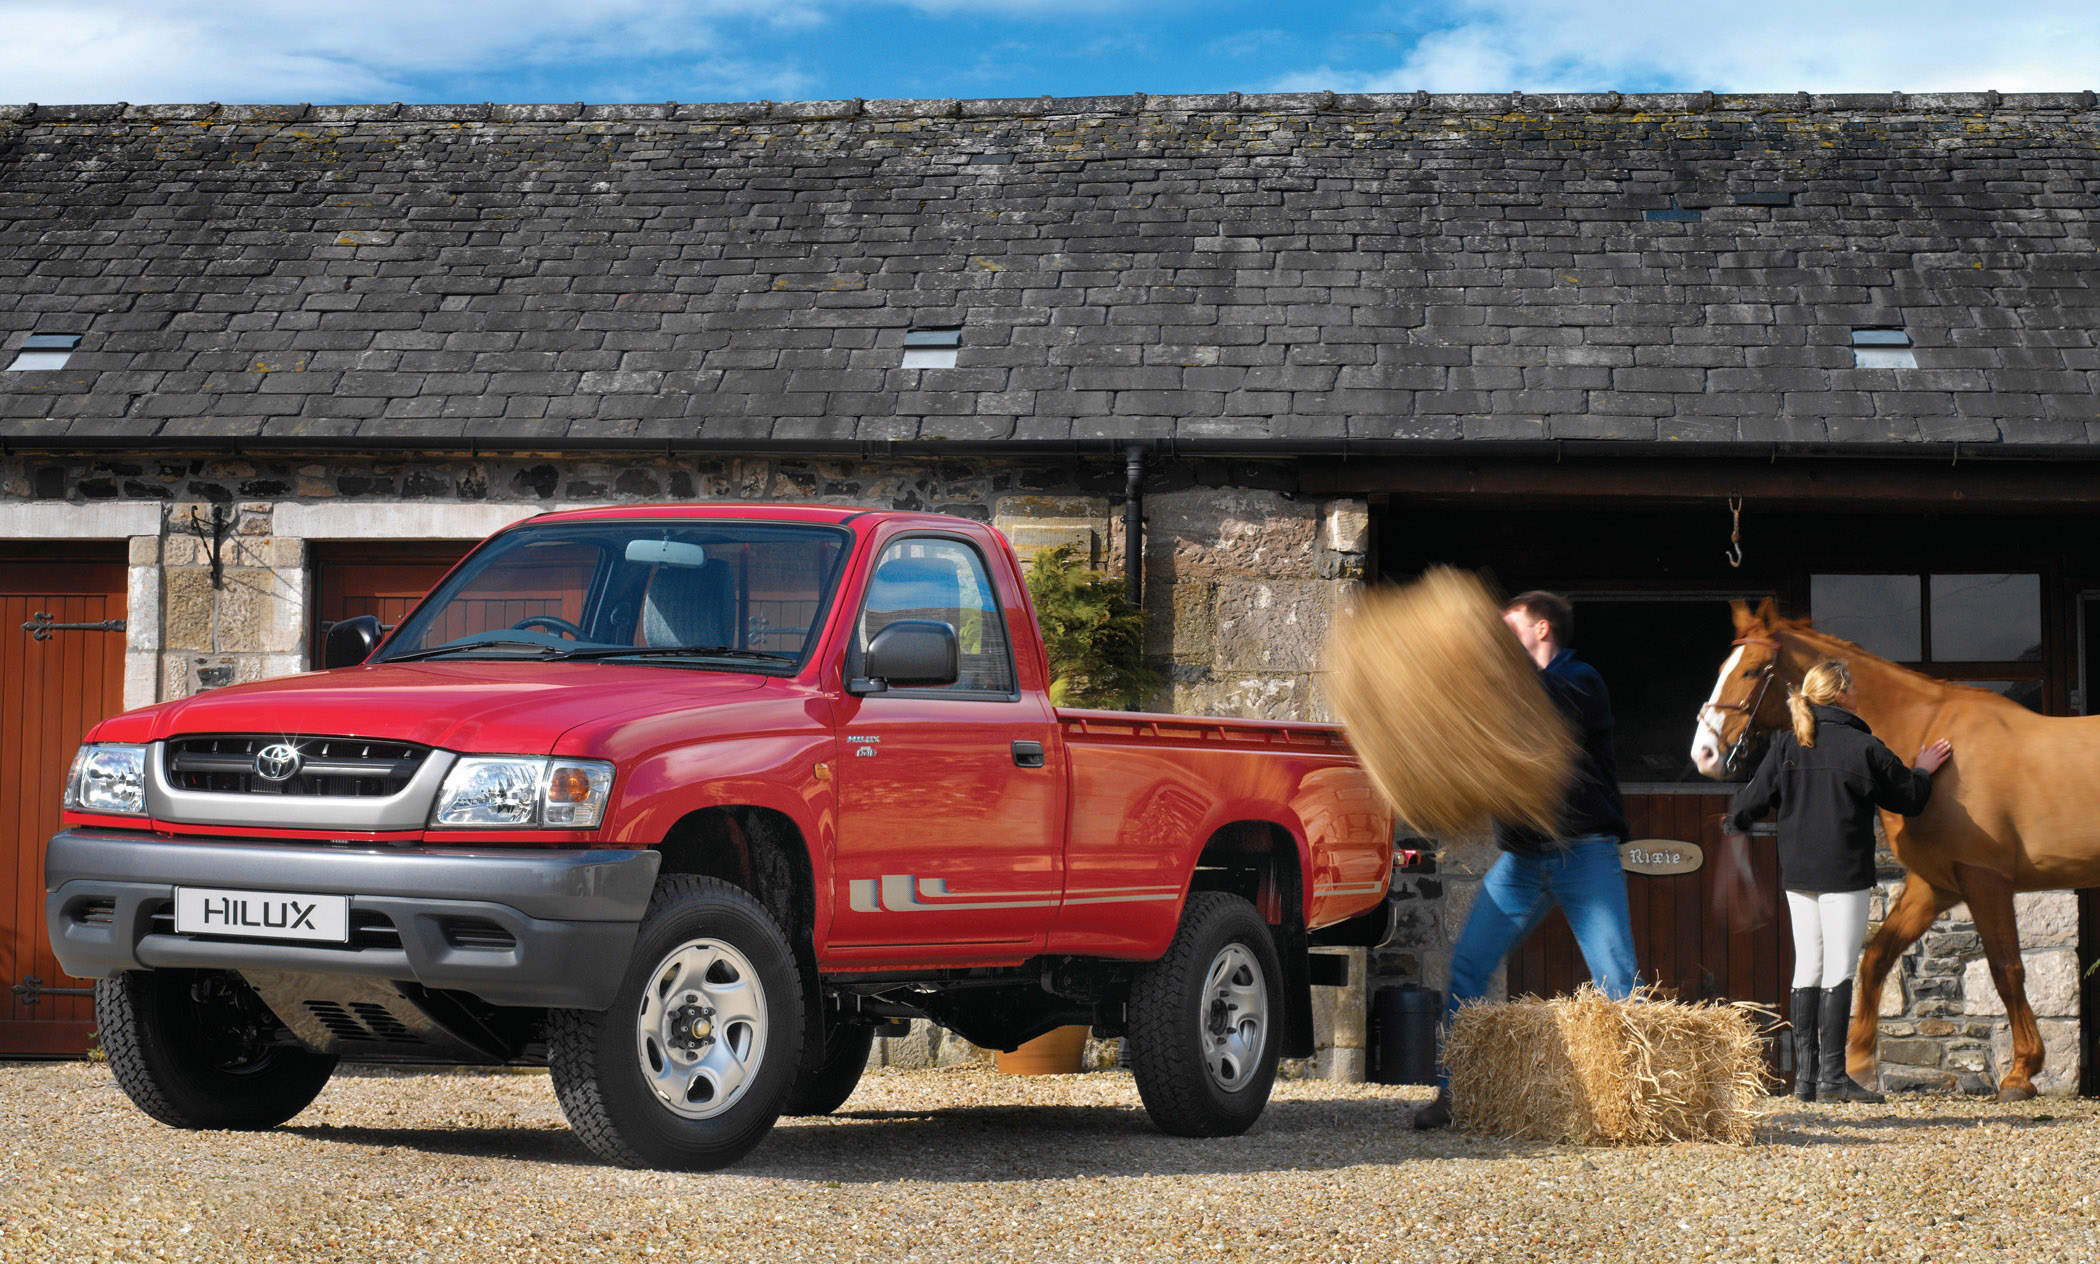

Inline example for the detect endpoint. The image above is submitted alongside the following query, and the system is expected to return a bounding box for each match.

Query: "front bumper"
[45,829,661,1010]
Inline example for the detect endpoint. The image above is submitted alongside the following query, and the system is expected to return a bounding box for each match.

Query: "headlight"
[64,744,147,815]
[431,756,614,829]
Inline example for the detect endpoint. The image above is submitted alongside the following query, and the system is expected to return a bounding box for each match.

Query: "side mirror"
[324,615,383,669]
[852,619,958,693]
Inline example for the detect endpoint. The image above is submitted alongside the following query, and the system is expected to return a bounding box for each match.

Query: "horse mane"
[1760,613,2020,706]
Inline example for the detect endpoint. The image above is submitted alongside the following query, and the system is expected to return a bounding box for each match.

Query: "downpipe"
[1123,442,1148,608]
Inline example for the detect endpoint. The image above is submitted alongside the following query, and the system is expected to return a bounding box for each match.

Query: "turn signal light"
[548,766,595,803]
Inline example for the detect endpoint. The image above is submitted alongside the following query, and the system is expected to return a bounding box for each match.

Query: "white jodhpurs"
[1786,888,1873,989]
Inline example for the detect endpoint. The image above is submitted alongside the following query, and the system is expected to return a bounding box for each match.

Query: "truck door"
[829,532,1065,959]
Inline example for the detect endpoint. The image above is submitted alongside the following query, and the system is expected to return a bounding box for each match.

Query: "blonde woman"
[1724,659,1952,1104]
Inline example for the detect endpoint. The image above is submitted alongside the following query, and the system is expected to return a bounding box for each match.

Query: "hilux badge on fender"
[253,742,303,782]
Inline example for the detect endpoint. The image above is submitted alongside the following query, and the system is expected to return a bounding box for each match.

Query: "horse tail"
[1788,685,1818,748]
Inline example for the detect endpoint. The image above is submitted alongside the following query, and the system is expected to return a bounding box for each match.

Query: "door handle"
[1011,740,1045,768]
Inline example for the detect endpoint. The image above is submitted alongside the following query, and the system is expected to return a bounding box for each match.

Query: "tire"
[1126,892,1284,1138]
[781,1020,875,1117]
[548,875,805,1169]
[95,969,337,1131]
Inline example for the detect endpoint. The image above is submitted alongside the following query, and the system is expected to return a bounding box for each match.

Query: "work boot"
[1788,986,1820,1102]
[1815,979,1885,1104]
[1412,1086,1452,1130]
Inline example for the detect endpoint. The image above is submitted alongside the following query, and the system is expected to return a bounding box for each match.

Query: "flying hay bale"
[1327,567,1575,835]
[1445,986,1774,1145]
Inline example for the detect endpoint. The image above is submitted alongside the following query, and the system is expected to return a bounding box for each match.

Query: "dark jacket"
[1725,704,1933,892]
[1495,648,1630,854]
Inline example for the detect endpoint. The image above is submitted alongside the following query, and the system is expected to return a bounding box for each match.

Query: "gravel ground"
[3,1061,2096,1263]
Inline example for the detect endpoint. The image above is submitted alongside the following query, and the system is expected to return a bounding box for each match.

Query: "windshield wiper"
[564,645,798,663]
[384,638,582,662]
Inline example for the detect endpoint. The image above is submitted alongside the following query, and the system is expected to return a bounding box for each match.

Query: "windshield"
[375,520,853,670]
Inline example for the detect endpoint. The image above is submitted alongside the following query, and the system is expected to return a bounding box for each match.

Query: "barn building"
[2,91,2094,1094]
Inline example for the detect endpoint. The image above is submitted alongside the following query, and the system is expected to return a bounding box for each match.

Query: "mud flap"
[1275,917,1316,1060]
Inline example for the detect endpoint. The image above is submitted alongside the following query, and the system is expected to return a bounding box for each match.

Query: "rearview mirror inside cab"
[624,540,708,568]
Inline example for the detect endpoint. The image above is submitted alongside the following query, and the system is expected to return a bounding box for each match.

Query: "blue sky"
[5,1,2097,105]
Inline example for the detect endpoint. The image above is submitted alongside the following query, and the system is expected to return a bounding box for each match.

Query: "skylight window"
[5,334,80,372]
[1851,329,1916,369]
[902,328,961,370]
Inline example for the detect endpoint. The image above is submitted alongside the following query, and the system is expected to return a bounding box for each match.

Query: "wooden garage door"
[309,542,473,664]
[2,546,127,1055]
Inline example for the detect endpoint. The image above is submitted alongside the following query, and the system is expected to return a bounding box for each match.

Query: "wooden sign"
[1620,839,1704,876]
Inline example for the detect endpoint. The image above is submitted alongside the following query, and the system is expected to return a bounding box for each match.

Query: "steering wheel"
[512,615,586,640]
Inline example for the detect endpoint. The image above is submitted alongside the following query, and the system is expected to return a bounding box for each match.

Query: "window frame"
[847,531,1022,703]
[1809,569,2045,700]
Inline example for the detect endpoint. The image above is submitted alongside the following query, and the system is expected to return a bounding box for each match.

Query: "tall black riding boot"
[1788,987,1820,1102]
[1815,979,1885,1104]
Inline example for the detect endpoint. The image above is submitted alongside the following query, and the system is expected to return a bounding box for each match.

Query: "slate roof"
[1,92,2097,453]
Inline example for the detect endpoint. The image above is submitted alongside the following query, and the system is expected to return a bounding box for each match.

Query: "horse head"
[1690,598,1797,778]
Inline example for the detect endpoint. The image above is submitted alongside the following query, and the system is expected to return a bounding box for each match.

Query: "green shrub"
[1025,544,1160,710]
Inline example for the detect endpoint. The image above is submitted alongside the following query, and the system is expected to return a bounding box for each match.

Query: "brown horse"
[1689,599,2100,1101]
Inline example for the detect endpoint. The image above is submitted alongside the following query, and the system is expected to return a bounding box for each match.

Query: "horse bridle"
[1702,635,1781,776]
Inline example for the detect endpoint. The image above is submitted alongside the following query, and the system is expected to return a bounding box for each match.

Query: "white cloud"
[0,0,819,103]
[1273,0,2100,94]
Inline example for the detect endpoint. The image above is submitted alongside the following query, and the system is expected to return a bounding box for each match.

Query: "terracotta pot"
[993,1025,1090,1076]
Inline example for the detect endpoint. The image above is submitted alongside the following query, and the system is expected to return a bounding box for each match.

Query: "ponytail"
[1789,659,1853,748]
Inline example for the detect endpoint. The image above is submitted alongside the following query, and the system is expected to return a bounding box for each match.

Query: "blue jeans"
[1440,836,1639,1082]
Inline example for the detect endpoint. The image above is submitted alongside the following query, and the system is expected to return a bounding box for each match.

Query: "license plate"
[174,887,350,943]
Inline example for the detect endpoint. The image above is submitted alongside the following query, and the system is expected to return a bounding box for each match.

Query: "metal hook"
[1725,496,1744,569]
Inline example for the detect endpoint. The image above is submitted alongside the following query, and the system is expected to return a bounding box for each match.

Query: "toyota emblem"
[253,742,303,782]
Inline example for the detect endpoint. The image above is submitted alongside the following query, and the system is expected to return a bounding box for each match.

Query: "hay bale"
[1445,986,1774,1145]
[1327,567,1575,835]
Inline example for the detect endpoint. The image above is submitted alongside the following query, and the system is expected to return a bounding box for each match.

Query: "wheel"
[513,614,586,639]
[95,970,337,1130]
[1126,892,1284,1138]
[548,875,804,1169]
[781,1020,875,1116]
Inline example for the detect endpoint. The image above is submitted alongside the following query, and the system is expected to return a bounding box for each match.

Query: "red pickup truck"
[47,506,1394,1169]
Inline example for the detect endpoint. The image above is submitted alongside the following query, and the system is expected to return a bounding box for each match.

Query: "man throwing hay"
[1413,591,1638,1130]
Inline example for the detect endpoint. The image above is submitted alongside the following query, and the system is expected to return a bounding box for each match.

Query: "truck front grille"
[164,735,430,798]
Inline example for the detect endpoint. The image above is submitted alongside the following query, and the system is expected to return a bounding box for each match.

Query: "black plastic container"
[1369,984,1442,1085]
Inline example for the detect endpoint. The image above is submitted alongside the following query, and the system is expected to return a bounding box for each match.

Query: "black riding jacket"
[1724,705,1933,892]
[1494,648,1630,854]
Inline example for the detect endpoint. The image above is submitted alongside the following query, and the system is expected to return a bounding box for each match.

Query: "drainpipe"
[1123,443,1148,607]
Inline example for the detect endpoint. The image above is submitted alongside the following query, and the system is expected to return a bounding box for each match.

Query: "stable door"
[2,547,127,1055]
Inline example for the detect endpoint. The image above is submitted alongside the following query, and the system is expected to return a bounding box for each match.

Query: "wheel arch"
[1187,819,1315,1060]
[651,805,824,1061]
[652,805,815,943]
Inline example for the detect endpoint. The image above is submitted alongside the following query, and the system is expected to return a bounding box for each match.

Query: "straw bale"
[1327,567,1575,835]
[1445,986,1775,1145]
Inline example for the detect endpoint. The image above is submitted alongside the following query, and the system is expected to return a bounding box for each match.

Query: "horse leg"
[1847,872,1958,1084]
[1955,863,2042,1102]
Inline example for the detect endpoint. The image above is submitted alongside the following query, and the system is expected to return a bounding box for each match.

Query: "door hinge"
[9,975,97,1007]
[21,612,127,641]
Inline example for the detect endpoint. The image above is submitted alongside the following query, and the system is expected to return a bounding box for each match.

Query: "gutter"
[9,434,2100,464]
